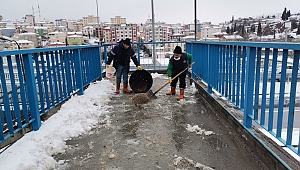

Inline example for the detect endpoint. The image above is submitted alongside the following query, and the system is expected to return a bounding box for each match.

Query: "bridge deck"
[53,76,271,169]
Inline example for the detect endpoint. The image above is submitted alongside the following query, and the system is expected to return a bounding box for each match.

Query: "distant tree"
[287,10,291,18]
[281,7,291,21]
[226,26,231,34]
[233,23,237,32]
[257,21,262,36]
[282,7,287,20]
[297,22,300,35]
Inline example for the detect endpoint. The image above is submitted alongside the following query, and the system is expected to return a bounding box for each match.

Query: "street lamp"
[0,36,20,50]
[0,36,25,81]
[95,0,101,44]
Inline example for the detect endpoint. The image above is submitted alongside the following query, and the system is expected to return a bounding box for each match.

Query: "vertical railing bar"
[15,55,29,123]
[228,45,233,100]
[276,49,288,135]
[45,52,55,106]
[55,51,63,102]
[232,46,237,104]
[286,50,299,146]
[59,50,67,98]
[240,46,247,109]
[244,47,256,128]
[40,52,50,110]
[267,48,278,127]
[254,47,261,121]
[236,46,241,107]
[261,48,270,130]
[34,53,44,114]
[7,56,22,129]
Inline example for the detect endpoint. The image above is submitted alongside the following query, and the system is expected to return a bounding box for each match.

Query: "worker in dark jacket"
[166,46,192,100]
[106,38,142,94]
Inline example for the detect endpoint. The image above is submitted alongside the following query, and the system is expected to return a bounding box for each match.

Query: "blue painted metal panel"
[275,49,288,133]
[286,50,299,146]
[267,49,279,127]
[22,54,41,130]
[254,48,261,121]
[236,46,241,107]
[244,47,256,128]
[232,46,237,104]
[7,56,22,129]
[260,48,270,130]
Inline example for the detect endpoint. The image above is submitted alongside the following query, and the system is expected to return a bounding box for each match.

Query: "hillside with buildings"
[0,9,300,51]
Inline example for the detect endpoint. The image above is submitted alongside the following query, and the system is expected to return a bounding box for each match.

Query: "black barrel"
[129,70,153,93]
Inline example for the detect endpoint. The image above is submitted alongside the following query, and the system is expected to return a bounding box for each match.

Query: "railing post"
[22,54,41,130]
[74,49,84,95]
[243,47,256,128]
[207,44,212,94]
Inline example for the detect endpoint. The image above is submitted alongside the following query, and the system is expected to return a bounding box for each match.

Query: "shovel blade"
[146,90,157,99]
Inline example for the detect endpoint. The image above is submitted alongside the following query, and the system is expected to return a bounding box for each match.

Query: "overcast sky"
[0,0,300,24]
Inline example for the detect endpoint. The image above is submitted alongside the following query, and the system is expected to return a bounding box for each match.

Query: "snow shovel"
[147,62,195,99]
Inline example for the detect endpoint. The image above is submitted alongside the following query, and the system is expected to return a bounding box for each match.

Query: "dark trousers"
[170,72,186,89]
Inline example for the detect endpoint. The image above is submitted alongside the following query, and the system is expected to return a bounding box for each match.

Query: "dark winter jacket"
[106,42,140,71]
[167,53,192,77]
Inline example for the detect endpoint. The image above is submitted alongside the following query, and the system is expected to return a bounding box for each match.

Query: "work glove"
[137,66,142,70]
[106,65,110,69]
[168,77,172,83]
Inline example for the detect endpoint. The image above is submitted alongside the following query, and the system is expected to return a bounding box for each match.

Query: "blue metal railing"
[0,45,102,143]
[188,41,300,156]
[1,40,299,163]
[0,41,186,145]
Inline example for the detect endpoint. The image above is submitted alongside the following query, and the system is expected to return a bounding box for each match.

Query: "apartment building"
[110,16,126,25]
[18,32,39,47]
[24,14,35,26]
[83,26,94,37]
[82,15,99,26]
[201,26,222,39]
[144,25,170,42]
[48,31,67,44]
[106,24,139,43]
[10,40,35,49]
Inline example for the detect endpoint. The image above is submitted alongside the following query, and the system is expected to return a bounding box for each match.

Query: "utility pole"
[194,0,197,41]
[151,0,156,70]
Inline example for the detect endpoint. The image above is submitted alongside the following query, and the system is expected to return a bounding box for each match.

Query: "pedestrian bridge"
[0,41,300,169]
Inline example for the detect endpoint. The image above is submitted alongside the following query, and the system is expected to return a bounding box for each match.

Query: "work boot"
[177,89,184,100]
[115,84,120,94]
[123,83,132,93]
[166,87,176,95]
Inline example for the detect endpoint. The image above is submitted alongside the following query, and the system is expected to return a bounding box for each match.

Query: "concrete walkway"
[53,76,269,170]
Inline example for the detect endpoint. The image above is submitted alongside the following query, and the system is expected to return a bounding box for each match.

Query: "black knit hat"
[123,38,131,45]
[173,46,182,54]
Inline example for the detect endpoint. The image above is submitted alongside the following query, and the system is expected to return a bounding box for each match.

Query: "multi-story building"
[82,15,99,26]
[83,26,94,37]
[48,31,67,44]
[201,26,222,39]
[18,32,39,47]
[24,14,35,26]
[108,24,139,43]
[110,16,126,25]
[144,24,170,42]
[67,35,83,45]
[34,26,49,38]
[10,40,35,49]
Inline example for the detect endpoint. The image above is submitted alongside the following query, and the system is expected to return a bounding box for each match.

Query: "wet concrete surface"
[53,76,268,170]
